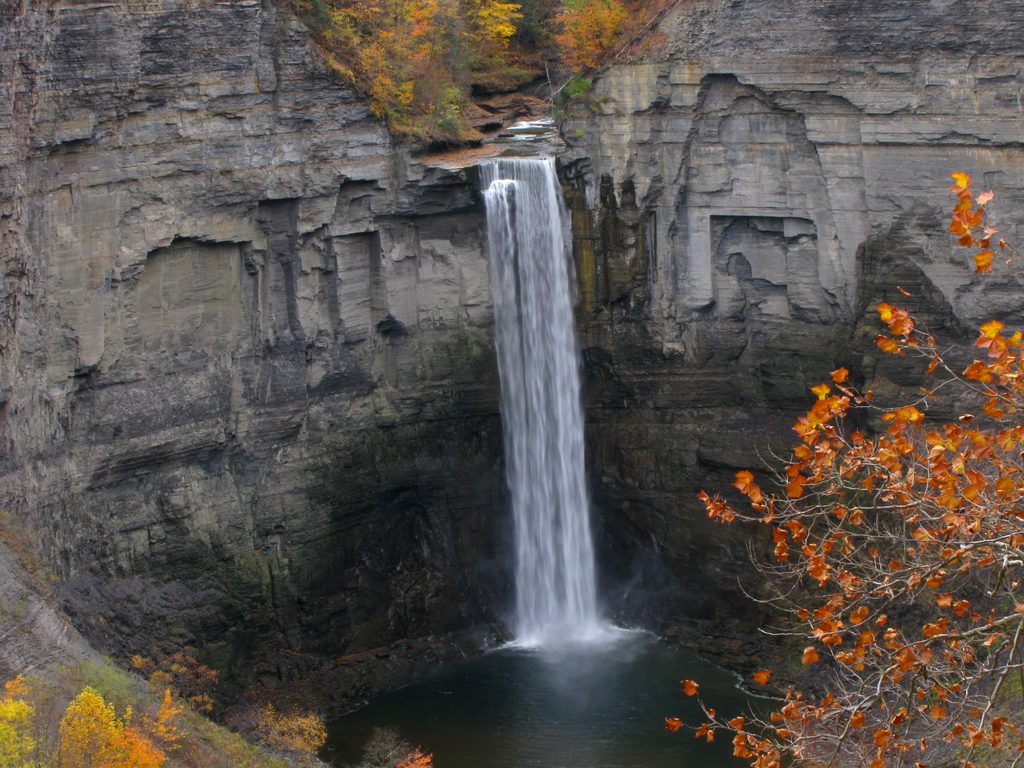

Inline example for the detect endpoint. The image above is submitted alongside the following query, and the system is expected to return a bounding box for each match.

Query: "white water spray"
[481,157,604,647]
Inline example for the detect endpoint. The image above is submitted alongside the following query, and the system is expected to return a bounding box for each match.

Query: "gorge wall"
[0,0,508,680]
[4,0,1024,690]
[562,0,1024,646]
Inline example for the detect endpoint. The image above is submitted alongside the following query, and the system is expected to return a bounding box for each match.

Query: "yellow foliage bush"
[144,689,182,752]
[3,663,283,768]
[0,677,35,768]
[254,703,327,756]
[57,687,165,768]
[554,0,627,71]
[57,687,120,768]
[129,653,218,715]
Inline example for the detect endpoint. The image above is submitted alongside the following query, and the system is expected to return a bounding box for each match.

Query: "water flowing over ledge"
[480,157,606,648]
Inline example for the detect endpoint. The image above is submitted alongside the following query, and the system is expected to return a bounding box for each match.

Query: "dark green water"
[324,631,758,768]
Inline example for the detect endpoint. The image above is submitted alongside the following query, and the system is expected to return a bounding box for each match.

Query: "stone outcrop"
[561,0,1024,635]
[0,0,507,677]
[0,538,94,681]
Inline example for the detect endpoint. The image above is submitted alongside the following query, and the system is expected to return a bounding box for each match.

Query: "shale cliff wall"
[562,0,1024,642]
[5,0,1024,681]
[0,0,506,675]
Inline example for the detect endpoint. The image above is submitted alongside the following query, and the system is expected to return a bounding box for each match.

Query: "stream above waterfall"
[323,631,757,768]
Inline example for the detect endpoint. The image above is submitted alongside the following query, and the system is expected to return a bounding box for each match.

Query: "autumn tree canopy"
[1,659,327,767]
[670,174,1024,768]
[287,0,643,141]
[290,0,524,140]
[554,0,627,71]
[56,687,165,768]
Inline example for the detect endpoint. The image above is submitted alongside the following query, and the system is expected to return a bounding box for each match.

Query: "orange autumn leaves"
[1,678,178,768]
[664,673,771,736]
[950,171,1007,274]
[0,676,36,768]
[3,672,330,767]
[397,750,435,768]
[297,0,644,140]
[315,0,522,139]
[554,0,628,70]
[676,176,1024,768]
[58,687,167,768]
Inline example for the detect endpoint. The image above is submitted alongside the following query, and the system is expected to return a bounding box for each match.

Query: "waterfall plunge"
[481,158,604,647]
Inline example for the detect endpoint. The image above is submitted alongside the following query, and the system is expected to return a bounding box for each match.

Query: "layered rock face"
[0,0,506,674]
[5,0,1024,687]
[562,0,1024,638]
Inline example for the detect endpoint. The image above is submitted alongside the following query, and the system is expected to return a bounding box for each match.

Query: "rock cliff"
[5,0,1024,692]
[0,0,507,679]
[561,0,1024,641]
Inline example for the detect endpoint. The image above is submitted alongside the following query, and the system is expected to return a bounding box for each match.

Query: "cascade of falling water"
[480,157,603,646]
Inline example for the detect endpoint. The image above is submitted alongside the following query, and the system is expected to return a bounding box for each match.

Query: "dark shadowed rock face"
[0,1,508,679]
[561,0,1024,641]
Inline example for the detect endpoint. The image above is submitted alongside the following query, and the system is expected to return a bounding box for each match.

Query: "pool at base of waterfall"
[323,631,760,768]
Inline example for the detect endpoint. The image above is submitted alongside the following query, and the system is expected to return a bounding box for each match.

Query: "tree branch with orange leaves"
[668,173,1024,768]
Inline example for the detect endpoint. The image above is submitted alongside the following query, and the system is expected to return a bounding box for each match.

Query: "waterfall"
[480,157,602,646]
